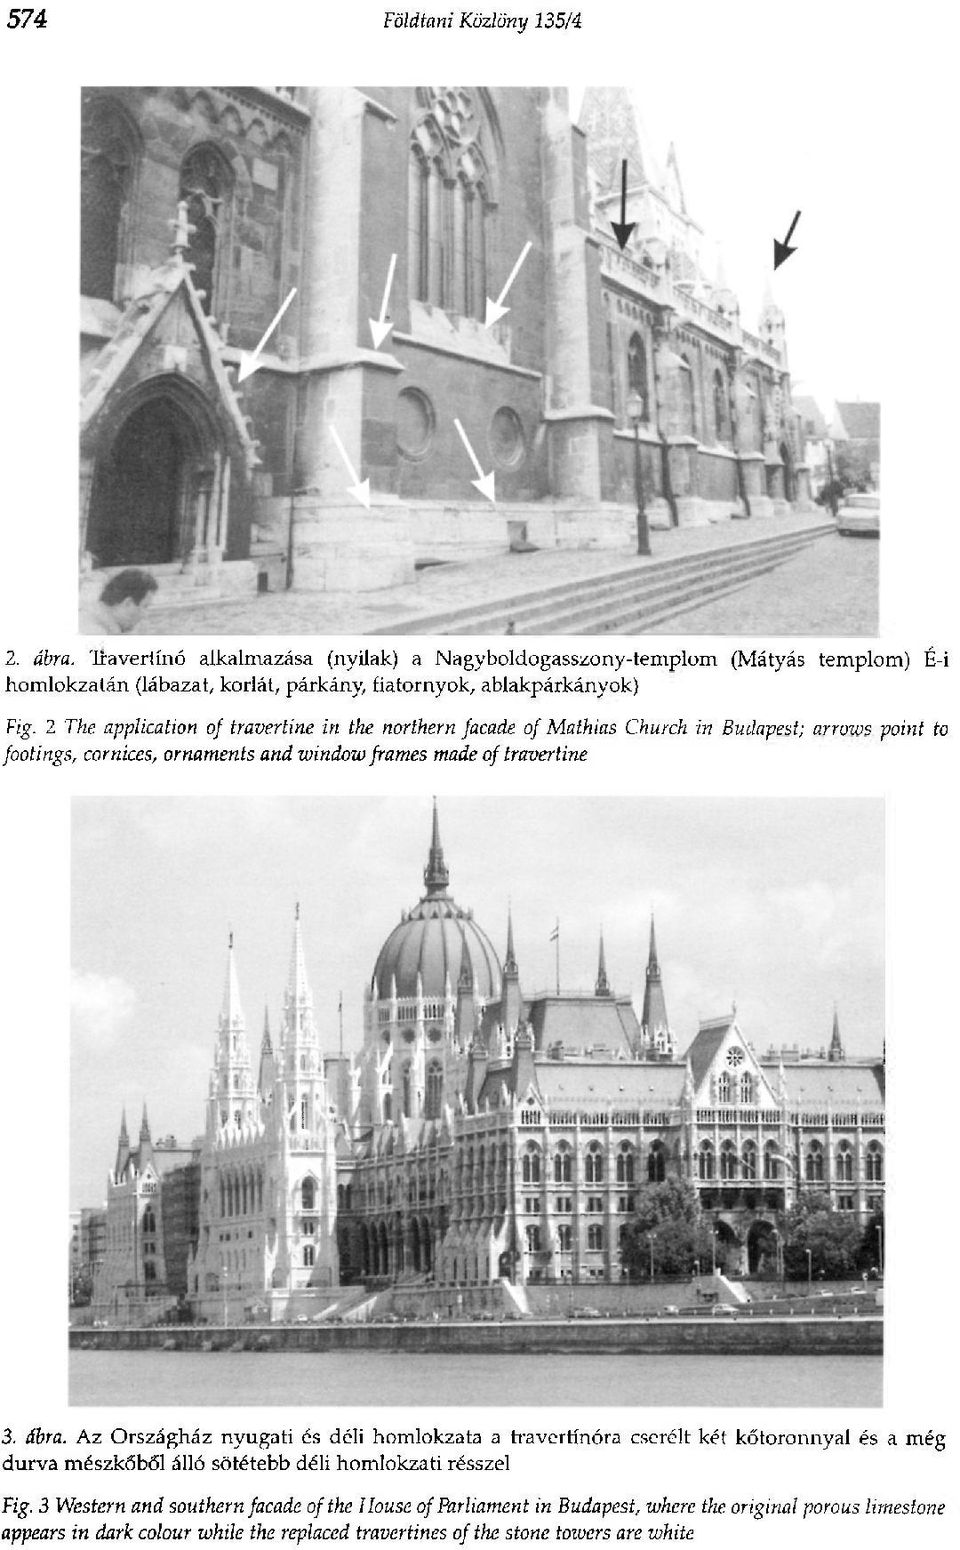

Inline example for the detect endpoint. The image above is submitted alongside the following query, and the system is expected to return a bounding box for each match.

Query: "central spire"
[423,797,450,897]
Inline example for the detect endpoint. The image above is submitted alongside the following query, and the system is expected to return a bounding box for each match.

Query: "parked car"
[711,1303,739,1316]
[837,492,880,536]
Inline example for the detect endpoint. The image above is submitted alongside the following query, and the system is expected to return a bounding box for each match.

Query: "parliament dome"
[371,805,502,1002]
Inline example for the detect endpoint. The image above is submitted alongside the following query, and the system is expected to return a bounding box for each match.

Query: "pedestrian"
[80,569,158,634]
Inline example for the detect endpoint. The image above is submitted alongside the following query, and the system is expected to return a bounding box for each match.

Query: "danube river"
[70,1351,881,1407]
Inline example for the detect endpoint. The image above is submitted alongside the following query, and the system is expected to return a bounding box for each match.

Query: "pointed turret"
[640,914,673,1057]
[207,931,258,1135]
[595,930,611,997]
[501,906,523,1037]
[423,798,450,897]
[114,1110,131,1180]
[138,1103,153,1167]
[258,1006,276,1097]
[220,929,244,1034]
[828,1006,845,1063]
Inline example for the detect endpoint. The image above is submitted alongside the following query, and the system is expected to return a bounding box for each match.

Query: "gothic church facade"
[80,87,813,615]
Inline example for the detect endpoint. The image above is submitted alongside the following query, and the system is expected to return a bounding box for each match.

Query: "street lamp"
[805,1247,812,1299]
[626,392,651,557]
[221,1263,228,1329]
[649,1231,656,1283]
[877,1223,883,1280]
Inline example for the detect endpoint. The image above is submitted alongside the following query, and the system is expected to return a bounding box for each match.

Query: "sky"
[71,796,884,1209]
[569,41,885,411]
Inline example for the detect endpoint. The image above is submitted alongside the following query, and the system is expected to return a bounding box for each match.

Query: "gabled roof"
[834,401,880,441]
[684,1017,733,1090]
[79,257,261,472]
[760,1061,884,1107]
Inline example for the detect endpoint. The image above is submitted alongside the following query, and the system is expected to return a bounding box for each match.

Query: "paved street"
[655,531,878,636]
[141,511,860,637]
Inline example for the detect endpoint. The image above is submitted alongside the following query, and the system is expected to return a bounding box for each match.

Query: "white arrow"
[329,425,371,509]
[236,288,297,382]
[369,253,398,349]
[454,418,496,504]
[484,240,532,328]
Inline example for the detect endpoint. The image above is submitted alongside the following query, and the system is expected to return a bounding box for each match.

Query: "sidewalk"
[143,508,832,637]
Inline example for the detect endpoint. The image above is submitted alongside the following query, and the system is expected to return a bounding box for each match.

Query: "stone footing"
[289,497,415,592]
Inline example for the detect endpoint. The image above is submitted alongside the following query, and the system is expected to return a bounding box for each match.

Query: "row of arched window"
[616,325,749,446]
[695,1138,884,1183]
[521,1140,668,1186]
[527,1223,605,1254]
[407,94,496,322]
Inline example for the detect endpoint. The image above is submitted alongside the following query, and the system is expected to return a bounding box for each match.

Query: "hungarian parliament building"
[88,806,885,1322]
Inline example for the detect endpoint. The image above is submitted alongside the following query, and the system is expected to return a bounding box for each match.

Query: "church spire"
[139,1103,151,1146]
[423,798,450,897]
[595,930,611,997]
[283,902,316,1045]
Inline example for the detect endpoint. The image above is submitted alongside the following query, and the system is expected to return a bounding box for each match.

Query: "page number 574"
[7,8,47,25]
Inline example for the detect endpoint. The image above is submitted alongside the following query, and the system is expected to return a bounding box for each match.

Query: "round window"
[489,406,525,469]
[396,387,435,460]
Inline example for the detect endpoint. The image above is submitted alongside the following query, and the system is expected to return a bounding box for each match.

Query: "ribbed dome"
[371,803,502,1002]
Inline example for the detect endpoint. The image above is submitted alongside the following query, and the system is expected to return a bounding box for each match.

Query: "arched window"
[303,1244,315,1268]
[713,369,728,443]
[805,1141,825,1182]
[739,1071,754,1104]
[585,1145,604,1184]
[301,1177,316,1212]
[616,1145,635,1184]
[425,1061,443,1119]
[179,143,233,317]
[81,96,138,302]
[557,1223,572,1252]
[680,354,697,437]
[647,1141,666,1183]
[717,1071,732,1103]
[522,1146,542,1186]
[627,332,650,422]
[865,1142,884,1182]
[525,1224,541,1254]
[553,1145,572,1184]
[836,1143,854,1182]
[764,1142,781,1180]
[720,1141,737,1181]
[408,89,496,321]
[587,1224,604,1251]
[742,1141,757,1181]
[142,1207,156,1236]
[698,1141,715,1181]
[401,1063,412,1118]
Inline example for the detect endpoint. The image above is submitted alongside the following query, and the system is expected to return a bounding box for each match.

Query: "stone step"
[372,522,834,636]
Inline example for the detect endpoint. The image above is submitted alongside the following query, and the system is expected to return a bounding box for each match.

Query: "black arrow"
[773,210,801,270]
[611,159,636,251]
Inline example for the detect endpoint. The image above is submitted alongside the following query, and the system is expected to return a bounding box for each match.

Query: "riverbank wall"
[70,1316,881,1357]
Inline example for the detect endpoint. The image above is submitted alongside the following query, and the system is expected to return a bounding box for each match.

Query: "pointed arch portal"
[86,377,228,569]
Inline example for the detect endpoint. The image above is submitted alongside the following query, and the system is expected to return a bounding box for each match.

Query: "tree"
[857,1210,884,1277]
[621,1179,714,1280]
[782,1192,862,1280]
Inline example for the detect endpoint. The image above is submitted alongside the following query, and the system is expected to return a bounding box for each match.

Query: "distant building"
[79,87,813,620]
[91,1114,200,1322]
[831,401,880,489]
[85,805,883,1320]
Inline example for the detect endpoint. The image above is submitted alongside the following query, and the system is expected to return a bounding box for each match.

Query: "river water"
[70,1351,881,1407]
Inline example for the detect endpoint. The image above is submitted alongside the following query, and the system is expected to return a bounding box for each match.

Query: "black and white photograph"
[71,795,884,1406]
[79,85,880,638]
